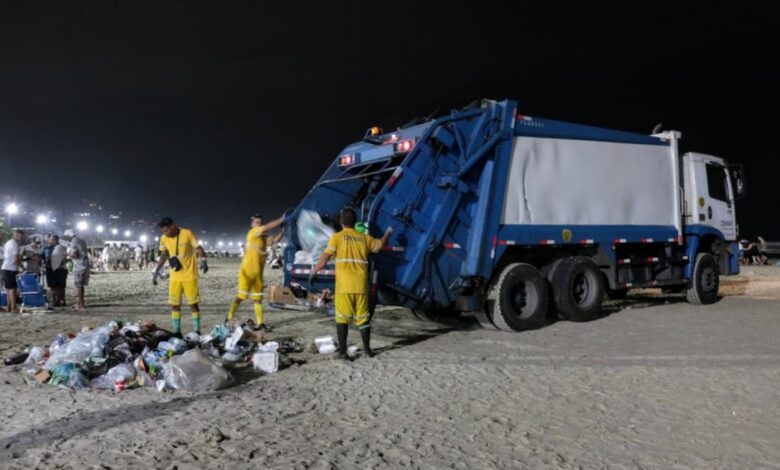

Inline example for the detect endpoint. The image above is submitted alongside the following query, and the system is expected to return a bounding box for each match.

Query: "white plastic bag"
[44,326,112,370]
[296,210,335,264]
[161,349,233,391]
[253,342,279,374]
[314,335,336,354]
[89,363,136,390]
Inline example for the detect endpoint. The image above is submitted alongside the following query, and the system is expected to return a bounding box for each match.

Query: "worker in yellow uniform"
[225,213,287,333]
[310,207,393,359]
[152,217,208,337]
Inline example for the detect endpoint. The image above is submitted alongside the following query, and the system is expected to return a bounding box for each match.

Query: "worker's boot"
[336,323,349,360]
[359,326,373,358]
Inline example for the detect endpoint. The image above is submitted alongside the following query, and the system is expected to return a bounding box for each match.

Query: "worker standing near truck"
[309,207,393,359]
[225,213,286,333]
[152,217,208,337]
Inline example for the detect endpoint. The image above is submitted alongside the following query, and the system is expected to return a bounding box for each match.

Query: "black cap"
[157,217,174,228]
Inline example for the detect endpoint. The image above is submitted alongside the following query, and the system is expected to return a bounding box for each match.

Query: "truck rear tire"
[489,263,549,331]
[551,257,605,322]
[686,253,720,305]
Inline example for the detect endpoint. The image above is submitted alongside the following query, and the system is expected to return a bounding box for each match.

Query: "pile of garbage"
[4,320,289,392]
[269,283,334,315]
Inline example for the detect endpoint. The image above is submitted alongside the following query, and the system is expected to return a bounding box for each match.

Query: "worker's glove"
[200,259,209,274]
[308,271,317,286]
[385,226,394,235]
[151,271,160,286]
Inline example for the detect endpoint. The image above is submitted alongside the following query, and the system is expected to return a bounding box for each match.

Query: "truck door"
[687,154,737,240]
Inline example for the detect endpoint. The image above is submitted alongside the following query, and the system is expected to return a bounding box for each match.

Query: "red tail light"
[338,154,355,166]
[394,139,415,154]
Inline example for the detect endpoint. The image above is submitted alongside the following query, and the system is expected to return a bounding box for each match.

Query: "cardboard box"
[269,286,298,305]
[35,370,51,383]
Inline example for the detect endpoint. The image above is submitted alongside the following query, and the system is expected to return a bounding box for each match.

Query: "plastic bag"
[24,346,45,365]
[68,370,89,391]
[50,363,80,386]
[253,342,279,374]
[161,348,233,391]
[44,326,112,370]
[296,210,335,264]
[89,363,136,390]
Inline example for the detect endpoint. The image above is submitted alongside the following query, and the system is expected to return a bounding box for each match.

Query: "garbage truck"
[283,99,747,331]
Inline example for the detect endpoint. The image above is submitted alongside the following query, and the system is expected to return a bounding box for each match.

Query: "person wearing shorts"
[309,207,393,359]
[152,217,208,337]
[224,213,286,334]
[64,229,90,309]
[2,230,24,313]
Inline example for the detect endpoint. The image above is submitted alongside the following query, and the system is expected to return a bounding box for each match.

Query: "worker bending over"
[152,217,208,337]
[225,213,286,333]
[310,207,392,359]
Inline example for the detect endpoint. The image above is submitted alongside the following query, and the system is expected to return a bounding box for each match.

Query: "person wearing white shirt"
[2,229,25,313]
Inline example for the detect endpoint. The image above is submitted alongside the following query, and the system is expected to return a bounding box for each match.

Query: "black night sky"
[1,3,778,238]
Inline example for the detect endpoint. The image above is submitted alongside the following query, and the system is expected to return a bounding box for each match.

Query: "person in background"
[152,217,208,337]
[134,244,144,270]
[225,213,287,334]
[21,236,44,277]
[2,229,24,313]
[48,235,69,307]
[63,229,90,309]
[757,236,768,265]
[309,207,393,359]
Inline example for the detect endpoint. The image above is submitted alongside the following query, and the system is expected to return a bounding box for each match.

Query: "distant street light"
[5,203,19,215]
[111,228,119,235]
[36,214,48,225]
[96,225,105,233]
[76,221,89,231]
[218,241,224,247]
[140,235,148,243]
[154,236,159,242]
[124,230,132,238]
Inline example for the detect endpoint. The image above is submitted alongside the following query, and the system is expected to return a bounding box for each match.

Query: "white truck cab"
[683,152,745,241]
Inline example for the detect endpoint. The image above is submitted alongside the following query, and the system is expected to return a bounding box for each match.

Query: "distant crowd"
[1,228,285,314]
[739,236,770,265]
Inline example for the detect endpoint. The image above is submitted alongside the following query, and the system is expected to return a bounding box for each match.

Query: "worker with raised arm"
[309,207,393,359]
[152,217,208,337]
[225,213,287,334]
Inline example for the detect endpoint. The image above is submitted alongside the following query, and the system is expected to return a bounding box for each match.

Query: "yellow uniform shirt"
[324,228,382,294]
[159,228,201,282]
[241,226,267,276]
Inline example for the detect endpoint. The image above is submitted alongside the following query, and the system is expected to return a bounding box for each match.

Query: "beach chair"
[17,273,47,308]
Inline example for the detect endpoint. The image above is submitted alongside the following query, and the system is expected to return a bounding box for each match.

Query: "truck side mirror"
[729,164,747,199]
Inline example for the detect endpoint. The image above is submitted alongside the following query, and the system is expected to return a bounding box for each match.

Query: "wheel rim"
[701,265,717,293]
[510,280,538,319]
[572,272,591,305]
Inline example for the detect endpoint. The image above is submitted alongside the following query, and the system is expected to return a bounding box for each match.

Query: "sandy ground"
[1,259,779,469]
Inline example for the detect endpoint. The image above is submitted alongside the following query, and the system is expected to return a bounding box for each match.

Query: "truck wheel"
[490,263,549,331]
[686,253,720,305]
[551,257,605,321]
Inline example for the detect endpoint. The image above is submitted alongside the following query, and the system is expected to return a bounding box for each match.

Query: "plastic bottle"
[4,352,29,366]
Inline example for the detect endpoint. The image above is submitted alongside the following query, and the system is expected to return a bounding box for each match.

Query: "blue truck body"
[283,99,740,328]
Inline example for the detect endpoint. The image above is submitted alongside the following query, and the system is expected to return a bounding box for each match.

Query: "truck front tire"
[489,263,549,331]
[551,257,605,322]
[686,253,720,305]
